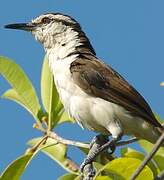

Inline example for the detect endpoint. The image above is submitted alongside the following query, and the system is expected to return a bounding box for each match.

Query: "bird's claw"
[108,142,116,154]
[90,135,109,149]
[80,159,91,173]
[89,135,98,149]
[80,162,96,179]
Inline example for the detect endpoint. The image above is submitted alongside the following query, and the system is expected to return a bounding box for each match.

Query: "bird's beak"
[4,23,36,31]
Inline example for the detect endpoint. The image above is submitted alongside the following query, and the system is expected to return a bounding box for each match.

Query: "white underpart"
[39,22,161,143]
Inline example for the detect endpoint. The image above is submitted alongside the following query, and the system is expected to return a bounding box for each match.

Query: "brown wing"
[70,55,162,128]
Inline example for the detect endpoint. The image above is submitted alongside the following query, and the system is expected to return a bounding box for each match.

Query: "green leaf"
[0,56,42,124]
[121,147,159,176]
[96,157,154,180]
[2,89,33,116]
[153,155,164,171]
[139,140,164,171]
[0,137,48,180]
[41,56,74,129]
[0,153,35,180]
[93,162,104,172]
[95,176,112,180]
[58,173,77,180]
[41,56,59,114]
[41,57,59,129]
[28,137,79,174]
[139,140,164,156]
[57,110,75,125]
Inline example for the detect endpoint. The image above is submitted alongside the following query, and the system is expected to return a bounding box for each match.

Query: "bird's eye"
[41,17,52,24]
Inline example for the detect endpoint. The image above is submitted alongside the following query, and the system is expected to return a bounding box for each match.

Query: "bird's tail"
[144,124,164,147]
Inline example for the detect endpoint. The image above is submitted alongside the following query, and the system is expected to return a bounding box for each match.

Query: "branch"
[117,137,138,146]
[48,131,89,148]
[130,131,164,180]
[47,131,138,149]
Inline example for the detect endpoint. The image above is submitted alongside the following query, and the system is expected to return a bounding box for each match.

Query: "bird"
[5,13,164,178]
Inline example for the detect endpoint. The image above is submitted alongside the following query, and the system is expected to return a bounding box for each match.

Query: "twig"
[130,132,164,180]
[47,131,138,149]
[26,135,48,154]
[48,131,89,148]
[116,137,138,147]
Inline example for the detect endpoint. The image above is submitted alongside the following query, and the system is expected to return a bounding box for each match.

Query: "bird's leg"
[80,133,122,178]
[80,134,109,179]
[89,134,109,149]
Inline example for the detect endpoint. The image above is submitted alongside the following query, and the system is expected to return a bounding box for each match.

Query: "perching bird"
[5,13,164,178]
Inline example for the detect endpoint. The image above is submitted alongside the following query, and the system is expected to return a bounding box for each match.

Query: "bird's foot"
[80,134,111,178]
[80,151,98,175]
[80,163,96,180]
[89,134,109,149]
[80,136,118,179]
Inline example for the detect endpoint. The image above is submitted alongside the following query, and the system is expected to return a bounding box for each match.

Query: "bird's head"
[5,13,81,48]
[5,13,96,55]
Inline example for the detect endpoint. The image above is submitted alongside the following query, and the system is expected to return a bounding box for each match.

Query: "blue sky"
[0,0,164,179]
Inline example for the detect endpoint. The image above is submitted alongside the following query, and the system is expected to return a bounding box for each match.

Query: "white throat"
[45,27,81,113]
[45,27,82,61]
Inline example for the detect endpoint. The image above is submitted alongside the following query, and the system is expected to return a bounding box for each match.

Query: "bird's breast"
[48,56,109,131]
